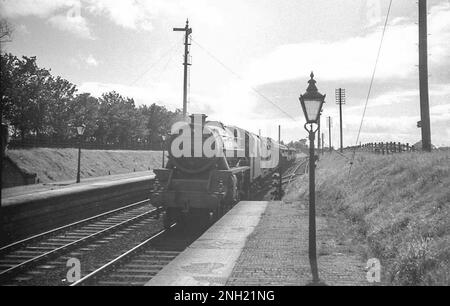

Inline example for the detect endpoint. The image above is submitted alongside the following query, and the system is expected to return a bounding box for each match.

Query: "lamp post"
[299,72,326,285]
[76,125,86,183]
[161,135,167,168]
[317,109,323,160]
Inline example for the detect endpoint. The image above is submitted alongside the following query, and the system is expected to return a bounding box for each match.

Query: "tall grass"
[285,151,450,285]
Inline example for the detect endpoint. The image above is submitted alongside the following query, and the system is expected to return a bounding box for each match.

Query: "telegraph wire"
[154,47,177,81]
[129,40,179,86]
[348,0,393,176]
[191,38,297,122]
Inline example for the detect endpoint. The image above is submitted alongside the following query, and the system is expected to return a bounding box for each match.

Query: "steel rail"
[0,206,162,281]
[0,199,153,254]
[282,159,308,185]
[71,223,177,286]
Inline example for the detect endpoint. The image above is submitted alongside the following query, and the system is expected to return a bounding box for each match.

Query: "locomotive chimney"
[189,114,208,127]
[201,114,207,126]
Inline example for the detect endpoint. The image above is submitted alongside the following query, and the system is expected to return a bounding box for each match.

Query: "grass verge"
[284,151,450,285]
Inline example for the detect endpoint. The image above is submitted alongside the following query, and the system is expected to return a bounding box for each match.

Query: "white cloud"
[84,0,154,31]
[1,0,223,37]
[47,14,94,39]
[15,24,30,35]
[430,104,450,116]
[1,0,94,39]
[77,81,180,109]
[85,54,99,67]
[0,0,79,18]
[83,0,223,32]
[245,3,450,86]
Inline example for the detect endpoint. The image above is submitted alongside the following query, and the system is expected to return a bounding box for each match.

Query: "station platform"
[1,171,155,245]
[1,171,154,206]
[147,200,369,286]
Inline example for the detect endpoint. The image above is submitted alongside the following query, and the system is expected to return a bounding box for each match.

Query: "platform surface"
[147,200,369,286]
[1,171,154,206]
[146,201,269,286]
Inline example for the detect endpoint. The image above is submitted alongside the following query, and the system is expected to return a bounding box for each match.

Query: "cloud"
[15,24,30,35]
[1,0,223,38]
[83,0,223,32]
[1,0,95,39]
[47,13,94,39]
[244,3,450,86]
[431,104,450,116]
[77,81,181,109]
[0,0,79,18]
[84,0,153,31]
[85,54,99,67]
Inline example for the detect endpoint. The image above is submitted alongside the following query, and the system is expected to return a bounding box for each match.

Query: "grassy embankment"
[7,148,164,183]
[284,151,449,285]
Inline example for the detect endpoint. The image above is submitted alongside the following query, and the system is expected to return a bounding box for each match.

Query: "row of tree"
[1,53,183,147]
[286,139,308,153]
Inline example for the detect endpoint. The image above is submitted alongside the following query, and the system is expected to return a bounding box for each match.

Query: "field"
[6,148,164,183]
[284,150,450,285]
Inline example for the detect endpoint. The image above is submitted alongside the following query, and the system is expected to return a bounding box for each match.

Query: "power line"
[191,38,297,122]
[154,47,177,81]
[348,0,393,175]
[129,41,179,86]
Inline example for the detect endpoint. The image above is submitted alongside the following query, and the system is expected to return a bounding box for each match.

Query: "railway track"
[71,223,205,286]
[282,158,309,186]
[0,199,163,286]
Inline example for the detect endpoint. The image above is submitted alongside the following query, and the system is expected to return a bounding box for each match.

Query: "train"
[150,114,296,227]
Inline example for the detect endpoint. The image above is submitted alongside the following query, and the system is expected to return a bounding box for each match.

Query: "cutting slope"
[284,151,450,285]
[6,148,163,183]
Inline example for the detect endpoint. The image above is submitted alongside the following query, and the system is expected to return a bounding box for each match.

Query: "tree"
[287,139,308,154]
[97,91,138,146]
[46,76,77,141]
[1,54,78,142]
[2,51,184,148]
[1,54,52,141]
[137,103,183,145]
[0,19,13,52]
[67,93,99,141]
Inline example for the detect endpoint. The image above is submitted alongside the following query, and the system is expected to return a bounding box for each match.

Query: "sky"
[1,0,449,147]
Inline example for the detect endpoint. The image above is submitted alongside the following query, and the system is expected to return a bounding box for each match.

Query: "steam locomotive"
[150,114,295,227]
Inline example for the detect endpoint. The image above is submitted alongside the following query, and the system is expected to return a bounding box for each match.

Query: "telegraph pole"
[418,0,431,152]
[327,116,332,153]
[278,125,282,200]
[321,133,324,156]
[173,19,192,119]
[335,88,346,153]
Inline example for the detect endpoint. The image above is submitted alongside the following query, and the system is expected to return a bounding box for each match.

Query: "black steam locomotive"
[150,114,295,226]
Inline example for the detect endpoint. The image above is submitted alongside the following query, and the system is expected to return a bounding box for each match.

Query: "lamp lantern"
[299,72,326,124]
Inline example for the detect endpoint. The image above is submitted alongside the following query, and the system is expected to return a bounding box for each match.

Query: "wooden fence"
[345,142,416,155]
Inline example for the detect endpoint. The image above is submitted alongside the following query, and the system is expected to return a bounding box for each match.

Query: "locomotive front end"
[151,114,249,226]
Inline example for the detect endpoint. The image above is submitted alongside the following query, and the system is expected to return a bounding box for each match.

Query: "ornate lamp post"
[299,72,326,284]
[161,135,167,168]
[76,125,86,183]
